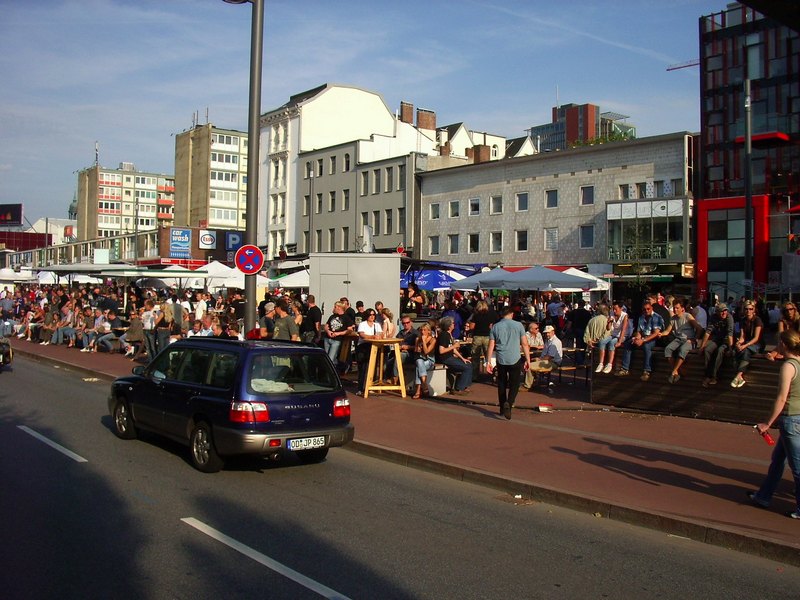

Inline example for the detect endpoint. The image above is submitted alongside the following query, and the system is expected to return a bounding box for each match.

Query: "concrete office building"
[173,124,249,232]
[75,162,175,241]
[418,132,694,292]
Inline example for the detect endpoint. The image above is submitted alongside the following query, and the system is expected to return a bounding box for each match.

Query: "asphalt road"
[1,357,799,599]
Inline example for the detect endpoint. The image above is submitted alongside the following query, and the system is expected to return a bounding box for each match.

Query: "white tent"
[268,270,309,289]
[553,268,610,292]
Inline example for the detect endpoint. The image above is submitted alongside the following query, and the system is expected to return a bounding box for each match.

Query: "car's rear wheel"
[296,448,329,464]
[112,397,137,440]
[190,422,224,473]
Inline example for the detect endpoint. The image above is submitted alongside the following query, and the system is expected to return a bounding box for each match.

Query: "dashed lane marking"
[181,517,351,599]
[17,425,88,463]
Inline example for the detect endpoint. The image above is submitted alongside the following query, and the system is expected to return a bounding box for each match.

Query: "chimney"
[400,101,414,124]
[416,108,436,131]
[439,141,451,156]
[472,144,491,164]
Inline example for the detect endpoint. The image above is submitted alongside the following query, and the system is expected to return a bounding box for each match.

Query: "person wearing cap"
[486,306,531,419]
[272,299,300,341]
[258,302,276,339]
[698,302,735,387]
[529,324,563,375]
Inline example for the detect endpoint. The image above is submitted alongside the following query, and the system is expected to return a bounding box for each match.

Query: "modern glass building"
[695,3,799,299]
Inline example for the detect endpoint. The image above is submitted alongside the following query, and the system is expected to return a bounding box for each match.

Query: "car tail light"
[333,397,350,418]
[229,401,270,423]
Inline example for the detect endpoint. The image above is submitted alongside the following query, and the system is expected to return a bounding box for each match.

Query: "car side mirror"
[132,365,145,376]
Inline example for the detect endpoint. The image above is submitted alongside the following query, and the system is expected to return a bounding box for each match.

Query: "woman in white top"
[596,301,628,374]
[356,309,382,395]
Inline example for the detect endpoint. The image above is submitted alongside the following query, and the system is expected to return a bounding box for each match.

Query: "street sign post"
[234,244,265,274]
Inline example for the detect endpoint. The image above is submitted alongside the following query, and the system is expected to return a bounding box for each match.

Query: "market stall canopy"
[401,270,464,291]
[449,268,511,291]
[553,268,610,292]
[268,269,309,289]
[451,266,595,291]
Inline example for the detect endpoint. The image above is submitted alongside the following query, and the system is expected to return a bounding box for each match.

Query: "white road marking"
[17,426,88,463]
[181,517,351,600]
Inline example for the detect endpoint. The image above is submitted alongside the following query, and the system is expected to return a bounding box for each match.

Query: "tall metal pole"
[226,0,264,333]
[744,78,753,297]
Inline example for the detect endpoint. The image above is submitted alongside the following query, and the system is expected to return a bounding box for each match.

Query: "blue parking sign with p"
[226,232,244,252]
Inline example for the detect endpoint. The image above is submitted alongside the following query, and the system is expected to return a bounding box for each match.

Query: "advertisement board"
[170,228,191,258]
[0,204,23,226]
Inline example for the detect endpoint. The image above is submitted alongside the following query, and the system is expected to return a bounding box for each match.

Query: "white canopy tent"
[451,266,596,291]
[268,269,310,289]
[552,268,610,292]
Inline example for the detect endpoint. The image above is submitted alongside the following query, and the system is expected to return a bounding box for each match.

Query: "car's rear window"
[248,352,339,394]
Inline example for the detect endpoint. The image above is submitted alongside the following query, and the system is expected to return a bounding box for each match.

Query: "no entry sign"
[234,244,265,274]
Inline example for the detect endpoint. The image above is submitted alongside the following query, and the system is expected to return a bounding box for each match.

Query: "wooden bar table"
[363,338,406,398]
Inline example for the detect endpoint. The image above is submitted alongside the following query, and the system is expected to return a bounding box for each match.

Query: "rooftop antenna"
[206,107,209,124]
[95,141,99,166]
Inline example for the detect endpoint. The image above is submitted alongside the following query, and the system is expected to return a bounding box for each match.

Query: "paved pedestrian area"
[6,336,799,565]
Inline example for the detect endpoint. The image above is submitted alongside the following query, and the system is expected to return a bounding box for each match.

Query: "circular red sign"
[234,244,265,274]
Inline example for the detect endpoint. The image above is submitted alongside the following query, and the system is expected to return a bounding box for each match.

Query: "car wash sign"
[170,228,192,258]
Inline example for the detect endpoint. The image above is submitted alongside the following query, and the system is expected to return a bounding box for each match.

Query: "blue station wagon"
[108,337,354,472]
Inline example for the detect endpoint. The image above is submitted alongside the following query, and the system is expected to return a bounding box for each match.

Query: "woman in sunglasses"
[731,300,764,388]
[767,302,800,362]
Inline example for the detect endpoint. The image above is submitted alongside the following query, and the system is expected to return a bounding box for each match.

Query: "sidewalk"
[7,336,799,565]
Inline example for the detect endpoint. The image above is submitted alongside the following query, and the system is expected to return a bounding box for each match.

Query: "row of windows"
[304,227,352,253]
[358,208,406,236]
[135,190,157,200]
[211,171,238,183]
[212,133,242,147]
[428,180,684,219]
[98,201,121,211]
[99,174,122,185]
[303,189,352,215]
[135,176,156,186]
[209,208,239,223]
[428,226,594,256]
[359,165,406,196]
[305,154,352,178]
[210,190,239,204]
[98,187,121,199]
[211,152,240,166]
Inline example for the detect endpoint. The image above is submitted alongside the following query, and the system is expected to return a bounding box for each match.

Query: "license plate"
[288,436,325,451]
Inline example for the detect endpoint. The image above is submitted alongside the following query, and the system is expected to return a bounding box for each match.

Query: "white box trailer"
[308,253,401,322]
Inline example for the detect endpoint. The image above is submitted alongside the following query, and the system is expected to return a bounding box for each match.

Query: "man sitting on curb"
[659,298,704,384]
[697,302,734,388]
[616,300,664,381]
[529,325,562,383]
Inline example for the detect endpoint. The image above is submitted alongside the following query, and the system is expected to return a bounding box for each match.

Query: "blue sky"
[0,0,724,225]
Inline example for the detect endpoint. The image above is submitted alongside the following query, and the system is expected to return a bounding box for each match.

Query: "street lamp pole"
[224,0,263,334]
[308,171,314,252]
[744,78,754,298]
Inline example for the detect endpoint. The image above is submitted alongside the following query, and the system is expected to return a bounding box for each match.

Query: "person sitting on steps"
[616,300,664,382]
[659,298,705,384]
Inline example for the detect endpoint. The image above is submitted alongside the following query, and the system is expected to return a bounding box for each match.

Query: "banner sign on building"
[170,228,191,258]
[0,203,23,226]
[199,230,217,249]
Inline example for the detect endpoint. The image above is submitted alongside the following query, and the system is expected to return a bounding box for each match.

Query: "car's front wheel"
[190,422,224,473]
[112,397,137,440]
[296,448,329,464]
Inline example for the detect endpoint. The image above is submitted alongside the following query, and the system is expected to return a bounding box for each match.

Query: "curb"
[13,344,800,566]
[346,439,800,567]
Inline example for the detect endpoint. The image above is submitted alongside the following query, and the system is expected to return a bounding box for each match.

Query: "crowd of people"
[2,279,799,518]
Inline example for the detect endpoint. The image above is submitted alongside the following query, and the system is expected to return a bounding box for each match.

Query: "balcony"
[608,242,686,263]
